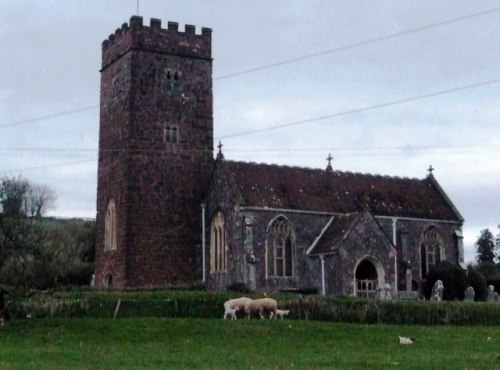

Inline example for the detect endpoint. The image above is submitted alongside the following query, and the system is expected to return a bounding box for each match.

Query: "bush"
[7,290,500,325]
[486,276,500,293]
[424,261,467,301]
[467,265,487,301]
[475,261,499,280]
[226,282,251,293]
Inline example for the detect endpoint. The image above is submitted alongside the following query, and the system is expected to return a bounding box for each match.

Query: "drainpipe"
[320,254,326,296]
[201,203,206,283]
[392,217,398,297]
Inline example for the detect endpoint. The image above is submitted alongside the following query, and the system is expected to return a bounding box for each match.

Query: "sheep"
[223,297,252,319]
[223,305,239,320]
[245,297,277,319]
[270,309,290,320]
[399,336,414,345]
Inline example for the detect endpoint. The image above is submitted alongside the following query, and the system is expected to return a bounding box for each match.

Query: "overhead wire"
[217,77,500,139]
[1,6,500,129]
[215,6,500,80]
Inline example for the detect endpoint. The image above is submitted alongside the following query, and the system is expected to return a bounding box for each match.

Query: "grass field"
[1,318,499,369]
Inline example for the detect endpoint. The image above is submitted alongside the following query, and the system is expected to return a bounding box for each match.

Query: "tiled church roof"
[225,160,462,221]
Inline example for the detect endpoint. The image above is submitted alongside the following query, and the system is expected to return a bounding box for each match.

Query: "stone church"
[94,16,465,298]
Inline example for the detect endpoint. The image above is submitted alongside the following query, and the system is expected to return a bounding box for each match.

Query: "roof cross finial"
[326,153,333,172]
[216,141,224,159]
[427,165,435,176]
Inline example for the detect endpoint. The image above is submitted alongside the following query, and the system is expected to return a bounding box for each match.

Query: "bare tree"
[26,184,57,218]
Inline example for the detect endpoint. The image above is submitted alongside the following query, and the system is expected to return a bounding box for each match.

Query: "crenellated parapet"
[101,16,212,70]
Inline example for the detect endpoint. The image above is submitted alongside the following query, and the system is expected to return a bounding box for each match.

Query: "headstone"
[384,283,392,301]
[431,280,444,301]
[405,267,412,293]
[90,274,95,288]
[487,285,498,302]
[464,286,475,302]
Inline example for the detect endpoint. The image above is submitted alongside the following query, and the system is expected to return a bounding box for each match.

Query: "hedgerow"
[6,290,500,325]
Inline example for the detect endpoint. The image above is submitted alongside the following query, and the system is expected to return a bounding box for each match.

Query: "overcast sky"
[1,0,499,263]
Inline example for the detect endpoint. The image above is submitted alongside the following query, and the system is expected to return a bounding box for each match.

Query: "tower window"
[104,199,117,251]
[164,126,178,143]
[166,70,181,91]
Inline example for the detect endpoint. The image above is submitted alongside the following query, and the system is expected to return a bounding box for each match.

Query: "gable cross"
[427,165,435,176]
[217,141,223,155]
[326,153,333,172]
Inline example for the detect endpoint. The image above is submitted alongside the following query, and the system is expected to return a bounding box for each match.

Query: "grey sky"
[1,0,499,263]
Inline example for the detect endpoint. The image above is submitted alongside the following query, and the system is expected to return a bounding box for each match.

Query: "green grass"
[1,318,499,369]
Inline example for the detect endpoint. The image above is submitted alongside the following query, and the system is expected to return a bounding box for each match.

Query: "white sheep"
[223,305,239,320]
[399,336,414,345]
[223,297,252,319]
[245,297,277,319]
[270,309,290,320]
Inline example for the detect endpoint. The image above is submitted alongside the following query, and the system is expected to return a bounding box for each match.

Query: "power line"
[1,143,500,154]
[0,159,96,174]
[2,7,500,129]
[0,105,98,129]
[217,77,500,139]
[214,6,500,80]
[2,146,499,174]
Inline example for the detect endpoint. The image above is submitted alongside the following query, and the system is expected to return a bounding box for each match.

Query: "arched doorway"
[106,273,113,288]
[354,257,385,299]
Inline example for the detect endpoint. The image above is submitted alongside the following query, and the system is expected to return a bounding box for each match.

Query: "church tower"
[95,16,213,288]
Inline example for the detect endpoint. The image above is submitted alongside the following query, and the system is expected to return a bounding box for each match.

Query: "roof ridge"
[226,159,422,182]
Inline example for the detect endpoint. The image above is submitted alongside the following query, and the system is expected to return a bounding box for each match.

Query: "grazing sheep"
[223,306,239,320]
[245,298,277,319]
[270,309,290,320]
[223,297,252,319]
[399,336,414,345]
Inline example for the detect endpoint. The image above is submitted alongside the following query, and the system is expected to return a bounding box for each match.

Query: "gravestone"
[464,286,475,302]
[383,283,392,301]
[431,280,444,301]
[487,285,498,302]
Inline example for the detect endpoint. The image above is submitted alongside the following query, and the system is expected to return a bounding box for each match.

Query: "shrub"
[486,275,500,293]
[424,261,467,301]
[475,261,498,280]
[7,290,500,325]
[467,265,487,301]
[226,282,251,293]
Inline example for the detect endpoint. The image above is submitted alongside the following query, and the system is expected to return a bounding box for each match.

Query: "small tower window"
[166,70,181,91]
[104,199,117,251]
[164,126,179,143]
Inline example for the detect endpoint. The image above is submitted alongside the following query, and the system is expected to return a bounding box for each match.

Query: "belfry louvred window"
[164,126,178,143]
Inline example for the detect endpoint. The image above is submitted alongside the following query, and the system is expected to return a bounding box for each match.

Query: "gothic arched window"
[164,125,178,143]
[266,216,295,278]
[421,227,444,278]
[166,70,181,91]
[210,211,227,273]
[104,199,117,251]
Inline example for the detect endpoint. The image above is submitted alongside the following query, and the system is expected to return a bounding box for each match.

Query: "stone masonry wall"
[95,16,213,288]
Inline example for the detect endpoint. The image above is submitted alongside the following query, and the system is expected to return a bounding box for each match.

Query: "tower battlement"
[101,16,212,70]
